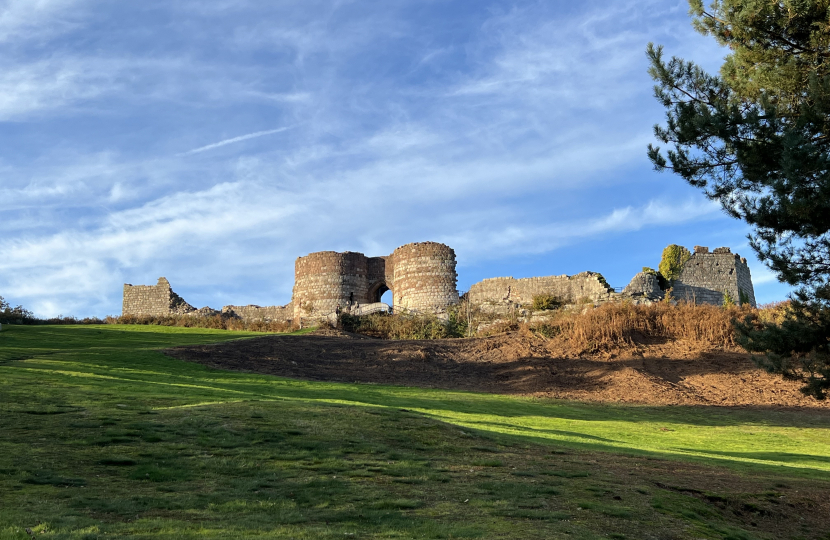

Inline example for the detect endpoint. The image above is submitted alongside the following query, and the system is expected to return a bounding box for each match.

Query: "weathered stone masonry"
[291,242,459,320]
[123,277,196,317]
[672,246,757,307]
[467,272,615,306]
[122,241,460,323]
[122,242,757,322]
[221,304,293,321]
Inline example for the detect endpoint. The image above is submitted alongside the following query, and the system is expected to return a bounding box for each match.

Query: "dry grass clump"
[529,302,755,353]
[107,314,294,333]
[755,301,792,325]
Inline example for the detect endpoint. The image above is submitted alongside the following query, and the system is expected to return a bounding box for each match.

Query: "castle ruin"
[122,242,756,323]
[672,246,756,306]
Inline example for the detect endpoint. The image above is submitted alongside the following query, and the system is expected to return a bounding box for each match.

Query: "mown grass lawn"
[1,325,829,540]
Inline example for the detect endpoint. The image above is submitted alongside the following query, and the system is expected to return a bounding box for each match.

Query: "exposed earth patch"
[166,329,830,409]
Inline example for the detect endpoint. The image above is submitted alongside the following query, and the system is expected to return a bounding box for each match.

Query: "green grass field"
[1,325,829,539]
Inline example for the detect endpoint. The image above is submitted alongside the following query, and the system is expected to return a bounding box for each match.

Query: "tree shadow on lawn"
[14,348,830,432]
[680,448,830,467]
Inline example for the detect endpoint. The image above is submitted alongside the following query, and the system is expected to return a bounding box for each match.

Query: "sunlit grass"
[1,324,829,539]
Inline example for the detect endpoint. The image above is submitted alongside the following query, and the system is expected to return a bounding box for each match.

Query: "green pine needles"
[648,0,830,398]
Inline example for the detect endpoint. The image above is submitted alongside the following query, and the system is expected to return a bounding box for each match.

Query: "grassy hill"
[1,325,829,539]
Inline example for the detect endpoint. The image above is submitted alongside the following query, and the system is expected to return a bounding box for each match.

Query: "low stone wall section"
[222,303,293,322]
[468,272,615,307]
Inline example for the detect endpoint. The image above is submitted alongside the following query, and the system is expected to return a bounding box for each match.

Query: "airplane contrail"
[181,126,295,155]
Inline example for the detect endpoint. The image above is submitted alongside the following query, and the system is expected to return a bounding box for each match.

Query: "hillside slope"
[167,329,829,409]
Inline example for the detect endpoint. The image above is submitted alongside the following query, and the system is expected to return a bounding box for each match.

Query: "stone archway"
[368,281,390,304]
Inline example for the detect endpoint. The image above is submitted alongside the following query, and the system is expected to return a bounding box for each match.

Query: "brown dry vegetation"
[508,301,757,352]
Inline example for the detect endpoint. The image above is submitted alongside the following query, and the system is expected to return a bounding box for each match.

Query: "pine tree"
[647,1,830,398]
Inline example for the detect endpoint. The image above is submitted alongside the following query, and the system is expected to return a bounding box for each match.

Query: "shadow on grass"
[680,448,830,466]
[4,325,830,480]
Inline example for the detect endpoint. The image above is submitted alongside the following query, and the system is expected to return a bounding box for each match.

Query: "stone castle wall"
[672,246,757,307]
[291,242,458,321]
[467,272,615,307]
[291,251,388,321]
[623,272,663,300]
[222,303,293,322]
[123,243,758,323]
[122,242,459,323]
[122,277,195,317]
[390,242,459,312]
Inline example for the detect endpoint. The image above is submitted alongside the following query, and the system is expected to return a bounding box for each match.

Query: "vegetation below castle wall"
[341,301,792,354]
[528,302,751,353]
[339,312,465,340]
[107,314,295,333]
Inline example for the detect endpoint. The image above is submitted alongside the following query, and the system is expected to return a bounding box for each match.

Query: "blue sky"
[0,0,792,317]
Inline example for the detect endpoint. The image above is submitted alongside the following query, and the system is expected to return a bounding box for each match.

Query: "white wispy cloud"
[0,58,121,120]
[443,198,723,262]
[1,0,781,315]
[751,267,780,286]
[0,0,88,43]
[180,126,297,155]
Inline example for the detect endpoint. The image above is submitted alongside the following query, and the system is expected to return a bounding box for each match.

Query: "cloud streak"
[180,126,297,155]
[0,0,793,315]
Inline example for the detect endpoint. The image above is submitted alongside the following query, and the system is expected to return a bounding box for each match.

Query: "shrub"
[658,244,691,283]
[592,272,612,289]
[723,290,736,308]
[531,293,561,311]
[339,312,457,340]
[447,301,473,337]
[756,301,792,325]
[107,314,293,333]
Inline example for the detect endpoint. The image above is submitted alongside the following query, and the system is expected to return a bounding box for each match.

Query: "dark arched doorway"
[368,281,390,304]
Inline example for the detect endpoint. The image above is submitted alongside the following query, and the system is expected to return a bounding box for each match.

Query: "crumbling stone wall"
[221,303,293,322]
[122,277,196,316]
[623,272,663,300]
[123,278,293,321]
[124,242,757,323]
[467,272,615,307]
[672,246,757,307]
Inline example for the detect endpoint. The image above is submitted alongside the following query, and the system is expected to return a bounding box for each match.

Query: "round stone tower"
[292,251,371,320]
[390,242,459,313]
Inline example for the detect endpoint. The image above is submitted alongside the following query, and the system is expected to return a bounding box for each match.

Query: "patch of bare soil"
[165,330,830,408]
